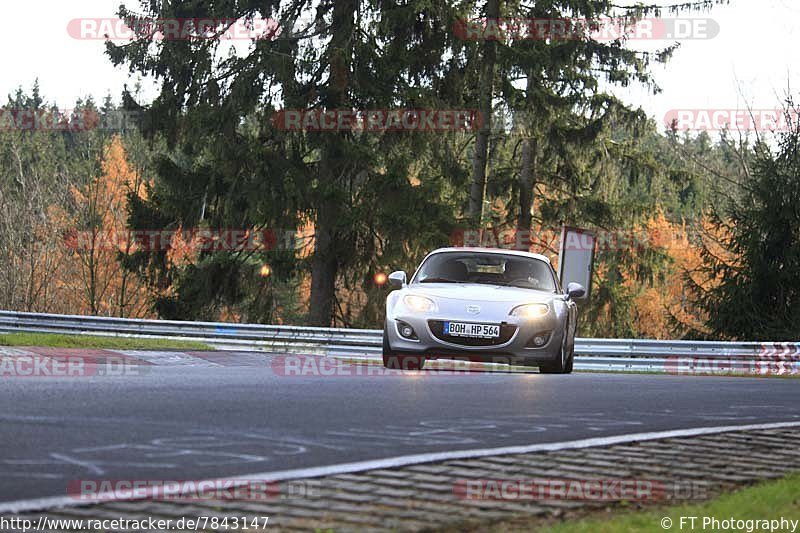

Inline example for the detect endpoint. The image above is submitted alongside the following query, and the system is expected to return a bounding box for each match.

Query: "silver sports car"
[383,248,585,373]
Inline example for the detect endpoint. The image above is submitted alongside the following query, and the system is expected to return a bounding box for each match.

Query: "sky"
[3,0,798,133]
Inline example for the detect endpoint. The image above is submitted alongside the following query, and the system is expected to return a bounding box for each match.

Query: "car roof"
[425,247,552,264]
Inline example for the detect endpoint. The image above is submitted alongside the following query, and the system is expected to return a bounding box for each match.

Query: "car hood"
[406,283,556,303]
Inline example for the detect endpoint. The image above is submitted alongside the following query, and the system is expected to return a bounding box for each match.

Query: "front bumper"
[385,313,565,365]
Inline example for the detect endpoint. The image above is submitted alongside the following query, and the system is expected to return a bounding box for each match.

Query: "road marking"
[48,454,106,476]
[112,350,222,367]
[1,419,800,514]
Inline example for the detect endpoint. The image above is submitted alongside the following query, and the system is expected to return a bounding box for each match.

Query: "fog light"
[527,332,551,348]
[397,321,418,340]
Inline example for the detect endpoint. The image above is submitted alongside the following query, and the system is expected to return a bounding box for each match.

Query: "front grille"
[427,320,517,347]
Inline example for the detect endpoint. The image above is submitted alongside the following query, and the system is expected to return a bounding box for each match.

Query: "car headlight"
[510,303,549,318]
[403,295,436,313]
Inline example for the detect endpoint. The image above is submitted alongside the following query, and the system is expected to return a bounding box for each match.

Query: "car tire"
[382,324,426,371]
[539,325,574,374]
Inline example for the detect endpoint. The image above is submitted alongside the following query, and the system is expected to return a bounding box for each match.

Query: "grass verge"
[0,332,211,350]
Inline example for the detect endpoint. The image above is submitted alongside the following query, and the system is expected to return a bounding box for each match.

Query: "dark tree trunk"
[308,201,338,325]
[517,73,538,249]
[467,0,500,225]
[517,136,537,233]
[307,0,354,326]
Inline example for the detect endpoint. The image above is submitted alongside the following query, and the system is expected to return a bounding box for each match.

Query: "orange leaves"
[625,210,711,338]
[95,136,141,230]
[50,135,154,317]
[634,287,672,339]
[166,226,201,267]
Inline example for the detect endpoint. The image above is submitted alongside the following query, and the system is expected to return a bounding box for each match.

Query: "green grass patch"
[0,332,211,350]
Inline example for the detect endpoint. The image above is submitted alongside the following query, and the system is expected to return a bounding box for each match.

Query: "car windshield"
[413,252,556,292]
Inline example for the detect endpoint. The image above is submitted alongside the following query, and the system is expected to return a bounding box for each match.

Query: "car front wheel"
[539,325,574,374]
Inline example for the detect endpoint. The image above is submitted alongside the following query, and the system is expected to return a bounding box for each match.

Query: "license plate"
[444,322,500,339]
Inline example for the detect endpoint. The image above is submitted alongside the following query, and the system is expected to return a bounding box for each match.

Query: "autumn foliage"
[48,136,154,317]
[0,128,733,336]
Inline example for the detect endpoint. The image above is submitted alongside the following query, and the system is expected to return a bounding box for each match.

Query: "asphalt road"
[2,352,800,504]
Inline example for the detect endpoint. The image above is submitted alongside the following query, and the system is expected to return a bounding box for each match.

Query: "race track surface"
[2,349,799,503]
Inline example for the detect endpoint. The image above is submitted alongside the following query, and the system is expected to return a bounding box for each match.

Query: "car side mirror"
[565,282,586,300]
[388,271,407,288]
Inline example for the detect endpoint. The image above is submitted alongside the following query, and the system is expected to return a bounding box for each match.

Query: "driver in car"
[439,260,469,283]
[504,260,538,287]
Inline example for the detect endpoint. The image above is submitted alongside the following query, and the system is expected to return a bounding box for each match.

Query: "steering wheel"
[507,277,540,288]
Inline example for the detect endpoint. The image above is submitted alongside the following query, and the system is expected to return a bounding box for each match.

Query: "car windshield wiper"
[493,280,542,289]
[419,277,461,283]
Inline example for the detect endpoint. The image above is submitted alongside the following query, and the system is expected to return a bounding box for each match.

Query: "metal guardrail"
[0,310,796,374]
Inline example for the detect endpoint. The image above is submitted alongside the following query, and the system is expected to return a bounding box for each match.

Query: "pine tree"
[107,1,466,324]
[439,0,727,235]
[688,102,800,340]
